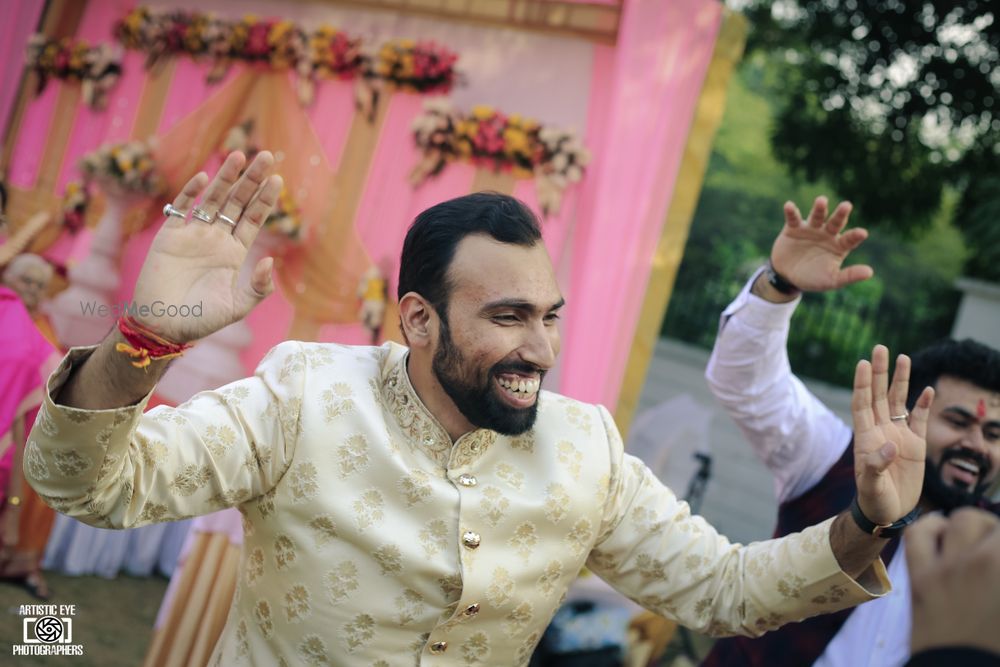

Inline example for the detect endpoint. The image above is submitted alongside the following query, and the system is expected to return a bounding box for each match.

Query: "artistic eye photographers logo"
[24,615,72,643]
[13,605,84,656]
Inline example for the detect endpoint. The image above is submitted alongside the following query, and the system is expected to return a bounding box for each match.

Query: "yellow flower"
[471,105,494,120]
[399,39,415,50]
[269,20,293,44]
[124,12,142,32]
[503,128,529,154]
[456,120,477,137]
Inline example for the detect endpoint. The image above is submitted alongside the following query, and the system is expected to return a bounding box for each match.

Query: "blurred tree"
[737,0,999,277]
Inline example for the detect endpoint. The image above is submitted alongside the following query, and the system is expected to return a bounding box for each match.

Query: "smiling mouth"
[495,374,540,407]
[944,459,981,488]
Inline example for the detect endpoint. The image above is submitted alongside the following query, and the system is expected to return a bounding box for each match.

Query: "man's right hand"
[768,196,873,294]
[132,150,283,343]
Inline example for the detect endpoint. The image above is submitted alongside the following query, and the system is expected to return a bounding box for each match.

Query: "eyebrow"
[481,297,566,315]
[943,406,1000,428]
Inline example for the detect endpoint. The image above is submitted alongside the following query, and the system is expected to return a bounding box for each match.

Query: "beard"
[922,445,992,512]
[432,315,542,436]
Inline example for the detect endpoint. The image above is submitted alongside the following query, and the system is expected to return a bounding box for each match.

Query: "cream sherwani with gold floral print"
[26,341,888,666]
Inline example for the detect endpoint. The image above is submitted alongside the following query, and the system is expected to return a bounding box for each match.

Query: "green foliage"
[736,0,999,256]
[953,166,1000,282]
[662,57,962,386]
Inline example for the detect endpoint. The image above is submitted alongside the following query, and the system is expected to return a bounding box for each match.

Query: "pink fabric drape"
[55,1,146,193]
[0,0,45,158]
[11,0,726,414]
[0,287,58,502]
[559,0,722,407]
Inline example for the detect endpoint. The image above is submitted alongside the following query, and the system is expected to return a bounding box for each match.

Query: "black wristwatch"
[850,495,921,539]
[765,260,801,296]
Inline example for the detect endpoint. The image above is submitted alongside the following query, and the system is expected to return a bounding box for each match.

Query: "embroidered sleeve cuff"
[820,517,891,599]
[25,346,154,500]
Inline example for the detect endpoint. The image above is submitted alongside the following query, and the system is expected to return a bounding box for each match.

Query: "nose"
[962,427,988,457]
[520,321,558,371]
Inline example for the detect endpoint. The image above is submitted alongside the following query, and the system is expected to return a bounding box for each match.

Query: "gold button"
[462,531,481,549]
[430,641,448,653]
[458,473,477,487]
[8,496,20,506]
[464,603,480,616]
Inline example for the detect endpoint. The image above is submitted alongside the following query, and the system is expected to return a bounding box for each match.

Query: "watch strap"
[766,260,801,295]
[850,495,921,539]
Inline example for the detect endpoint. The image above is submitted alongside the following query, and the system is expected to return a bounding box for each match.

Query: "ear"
[398,292,436,348]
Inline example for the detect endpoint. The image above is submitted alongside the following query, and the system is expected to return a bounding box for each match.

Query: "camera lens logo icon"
[33,616,65,643]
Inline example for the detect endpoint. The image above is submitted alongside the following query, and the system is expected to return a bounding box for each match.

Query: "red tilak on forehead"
[977,398,987,419]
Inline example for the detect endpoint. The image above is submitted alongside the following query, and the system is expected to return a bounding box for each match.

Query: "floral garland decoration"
[263,187,303,241]
[410,100,591,215]
[59,181,90,234]
[356,39,459,121]
[114,8,457,110]
[25,35,122,109]
[78,140,165,198]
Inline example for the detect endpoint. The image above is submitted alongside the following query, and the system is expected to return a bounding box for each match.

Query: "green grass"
[0,572,168,666]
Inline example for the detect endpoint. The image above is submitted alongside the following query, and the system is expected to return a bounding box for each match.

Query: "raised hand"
[132,151,282,343]
[771,196,873,292]
[851,345,935,525]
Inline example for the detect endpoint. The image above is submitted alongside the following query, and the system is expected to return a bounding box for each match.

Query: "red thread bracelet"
[115,316,192,369]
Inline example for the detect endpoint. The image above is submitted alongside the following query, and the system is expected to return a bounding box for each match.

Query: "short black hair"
[907,338,1000,408]
[397,192,542,316]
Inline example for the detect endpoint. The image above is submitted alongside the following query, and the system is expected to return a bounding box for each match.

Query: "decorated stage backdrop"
[4,0,744,426]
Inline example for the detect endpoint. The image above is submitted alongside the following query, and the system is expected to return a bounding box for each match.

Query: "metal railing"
[661,279,960,387]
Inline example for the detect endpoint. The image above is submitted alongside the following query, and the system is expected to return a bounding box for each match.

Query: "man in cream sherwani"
[26,152,935,665]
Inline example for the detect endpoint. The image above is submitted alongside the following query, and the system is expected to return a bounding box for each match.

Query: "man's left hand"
[851,345,935,525]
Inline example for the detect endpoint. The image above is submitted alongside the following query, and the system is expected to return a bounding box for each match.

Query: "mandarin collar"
[380,349,497,469]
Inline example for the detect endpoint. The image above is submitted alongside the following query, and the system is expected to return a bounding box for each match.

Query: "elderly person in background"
[3,253,58,344]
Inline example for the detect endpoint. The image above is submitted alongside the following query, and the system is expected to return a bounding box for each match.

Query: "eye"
[492,314,519,324]
[946,416,970,429]
[544,312,561,324]
[985,428,1000,443]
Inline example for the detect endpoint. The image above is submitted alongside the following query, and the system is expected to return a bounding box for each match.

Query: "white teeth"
[498,377,539,396]
[951,460,980,474]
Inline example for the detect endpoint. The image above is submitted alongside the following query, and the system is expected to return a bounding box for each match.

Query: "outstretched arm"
[591,345,932,636]
[706,196,874,502]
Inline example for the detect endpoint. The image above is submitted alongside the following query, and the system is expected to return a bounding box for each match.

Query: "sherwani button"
[430,641,448,653]
[458,473,477,487]
[462,531,481,549]
[464,603,480,616]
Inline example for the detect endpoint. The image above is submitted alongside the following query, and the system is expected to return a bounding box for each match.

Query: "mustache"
[491,361,546,378]
[939,446,992,480]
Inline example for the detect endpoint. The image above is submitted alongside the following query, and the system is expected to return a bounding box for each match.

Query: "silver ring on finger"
[890,412,909,422]
[217,213,238,229]
[191,207,214,223]
[163,203,187,219]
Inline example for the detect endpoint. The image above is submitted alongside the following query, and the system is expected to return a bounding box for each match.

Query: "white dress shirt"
[707,271,911,667]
